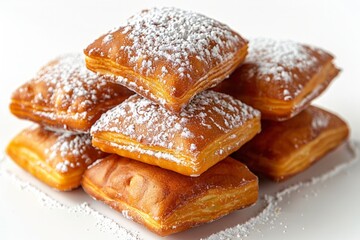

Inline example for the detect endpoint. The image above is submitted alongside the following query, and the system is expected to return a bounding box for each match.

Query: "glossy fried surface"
[82,155,258,236]
[233,106,349,181]
[84,7,248,112]
[214,38,340,121]
[91,91,261,176]
[10,54,133,133]
[6,125,107,191]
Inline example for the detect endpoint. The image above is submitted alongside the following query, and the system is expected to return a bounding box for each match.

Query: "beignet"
[9,54,133,133]
[84,7,248,112]
[81,155,258,236]
[91,90,261,176]
[213,38,340,121]
[6,125,107,191]
[233,106,349,181]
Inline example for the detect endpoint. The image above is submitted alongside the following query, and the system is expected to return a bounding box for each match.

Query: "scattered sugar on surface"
[0,163,142,240]
[70,203,140,239]
[204,141,359,240]
[1,141,358,239]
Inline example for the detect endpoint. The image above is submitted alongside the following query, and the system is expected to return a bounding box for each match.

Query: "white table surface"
[1,0,360,239]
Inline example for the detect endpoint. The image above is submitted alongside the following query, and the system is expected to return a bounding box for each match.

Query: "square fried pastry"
[82,155,258,236]
[213,38,340,121]
[6,125,107,191]
[9,54,133,133]
[84,7,248,112]
[233,106,349,181]
[91,90,261,176]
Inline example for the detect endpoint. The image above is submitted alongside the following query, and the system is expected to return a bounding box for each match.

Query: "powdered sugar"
[246,38,321,82]
[44,132,95,173]
[311,108,330,130]
[91,91,260,155]
[102,7,242,78]
[16,54,128,122]
[243,38,331,101]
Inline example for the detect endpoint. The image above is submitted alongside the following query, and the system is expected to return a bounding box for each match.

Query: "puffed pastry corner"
[6,125,107,191]
[233,106,349,181]
[214,38,340,121]
[81,155,258,236]
[84,7,248,112]
[90,90,261,176]
[9,53,133,133]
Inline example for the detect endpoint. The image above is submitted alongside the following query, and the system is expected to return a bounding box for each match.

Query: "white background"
[1,0,360,239]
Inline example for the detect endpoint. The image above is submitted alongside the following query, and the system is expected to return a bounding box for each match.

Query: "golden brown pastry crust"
[91,91,261,176]
[84,7,248,112]
[233,106,349,181]
[9,54,133,133]
[81,155,258,236]
[6,125,107,191]
[213,38,340,121]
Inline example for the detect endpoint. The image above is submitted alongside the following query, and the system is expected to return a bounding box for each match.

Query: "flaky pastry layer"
[81,155,258,236]
[6,125,107,191]
[233,106,349,181]
[91,91,261,176]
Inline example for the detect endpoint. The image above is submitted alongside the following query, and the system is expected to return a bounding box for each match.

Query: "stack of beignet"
[7,6,349,237]
[81,7,261,235]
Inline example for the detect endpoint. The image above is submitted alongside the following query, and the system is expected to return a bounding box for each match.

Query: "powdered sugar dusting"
[91,91,260,155]
[44,132,97,173]
[243,38,330,101]
[246,38,321,81]
[99,7,242,78]
[16,54,130,122]
[311,109,330,130]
